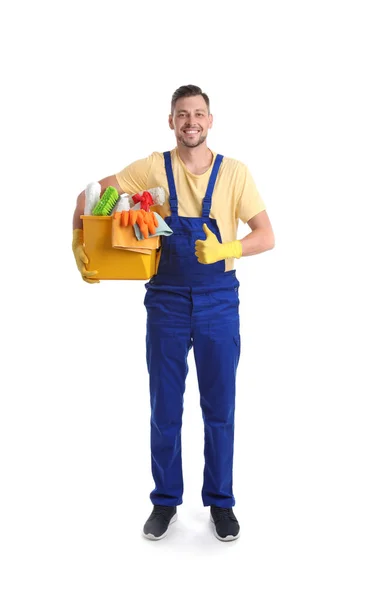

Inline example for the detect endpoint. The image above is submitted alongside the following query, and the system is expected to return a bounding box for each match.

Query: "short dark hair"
[171,85,210,114]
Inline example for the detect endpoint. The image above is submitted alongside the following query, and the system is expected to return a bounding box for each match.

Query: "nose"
[185,118,198,128]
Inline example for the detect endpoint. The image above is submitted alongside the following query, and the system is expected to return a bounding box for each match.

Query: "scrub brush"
[84,181,101,215]
[92,186,119,216]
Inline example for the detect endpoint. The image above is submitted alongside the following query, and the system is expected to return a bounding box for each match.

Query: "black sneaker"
[210,506,240,541]
[143,505,177,540]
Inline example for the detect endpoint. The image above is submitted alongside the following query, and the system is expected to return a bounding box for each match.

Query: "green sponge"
[92,186,119,216]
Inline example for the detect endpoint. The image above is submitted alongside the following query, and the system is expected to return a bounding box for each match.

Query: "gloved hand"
[195,223,242,264]
[72,229,100,284]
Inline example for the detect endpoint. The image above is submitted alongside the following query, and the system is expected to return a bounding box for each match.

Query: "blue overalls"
[144,151,241,508]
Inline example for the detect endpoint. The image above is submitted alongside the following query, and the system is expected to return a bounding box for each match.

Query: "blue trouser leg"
[192,289,241,507]
[144,287,192,506]
[144,278,241,507]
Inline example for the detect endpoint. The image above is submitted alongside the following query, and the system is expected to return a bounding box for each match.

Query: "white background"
[1,0,373,598]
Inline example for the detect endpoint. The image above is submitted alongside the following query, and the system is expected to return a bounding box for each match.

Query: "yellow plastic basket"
[81,216,160,280]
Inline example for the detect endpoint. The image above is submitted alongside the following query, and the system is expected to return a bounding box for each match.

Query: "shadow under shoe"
[143,505,177,540]
[210,506,240,542]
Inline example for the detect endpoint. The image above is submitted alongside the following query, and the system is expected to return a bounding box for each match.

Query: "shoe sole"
[143,513,178,541]
[210,515,240,542]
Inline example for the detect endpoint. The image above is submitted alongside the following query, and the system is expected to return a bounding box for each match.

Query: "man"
[72,85,275,542]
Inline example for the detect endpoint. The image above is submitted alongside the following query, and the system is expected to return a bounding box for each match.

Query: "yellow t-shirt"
[115,148,266,271]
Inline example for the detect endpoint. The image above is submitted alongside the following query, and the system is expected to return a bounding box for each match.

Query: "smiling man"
[72,84,275,542]
[174,98,211,148]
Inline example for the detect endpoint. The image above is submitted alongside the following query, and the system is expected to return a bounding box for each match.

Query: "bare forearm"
[239,228,275,257]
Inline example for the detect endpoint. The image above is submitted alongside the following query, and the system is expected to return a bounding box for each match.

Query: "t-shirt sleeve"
[115,153,154,195]
[235,163,266,223]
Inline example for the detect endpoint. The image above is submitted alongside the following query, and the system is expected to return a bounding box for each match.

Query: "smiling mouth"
[183,129,201,134]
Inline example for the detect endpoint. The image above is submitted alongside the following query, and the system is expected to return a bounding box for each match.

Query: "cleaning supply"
[134,209,158,239]
[133,212,173,241]
[129,210,138,226]
[129,187,165,208]
[194,223,242,264]
[72,228,100,283]
[132,190,154,212]
[82,215,160,279]
[113,192,132,213]
[148,187,166,206]
[84,182,101,215]
[127,190,160,238]
[113,198,140,226]
[92,186,119,216]
[111,215,160,253]
[78,186,167,281]
[117,211,129,226]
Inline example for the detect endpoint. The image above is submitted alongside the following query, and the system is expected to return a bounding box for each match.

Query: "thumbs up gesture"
[195,223,242,264]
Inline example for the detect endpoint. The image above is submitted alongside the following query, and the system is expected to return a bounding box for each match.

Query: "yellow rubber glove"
[195,223,242,264]
[72,229,100,284]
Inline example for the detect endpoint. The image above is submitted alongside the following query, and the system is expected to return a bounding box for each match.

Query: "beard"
[177,132,207,148]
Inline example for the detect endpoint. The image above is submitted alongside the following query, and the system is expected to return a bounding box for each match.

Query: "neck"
[176,142,213,173]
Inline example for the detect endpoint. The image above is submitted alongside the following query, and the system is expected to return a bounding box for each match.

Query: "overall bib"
[144,151,241,508]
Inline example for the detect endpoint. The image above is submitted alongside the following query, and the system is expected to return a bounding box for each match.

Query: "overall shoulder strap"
[202,154,224,217]
[163,151,178,215]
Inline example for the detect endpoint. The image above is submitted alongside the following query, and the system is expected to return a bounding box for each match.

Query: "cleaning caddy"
[80,183,172,280]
